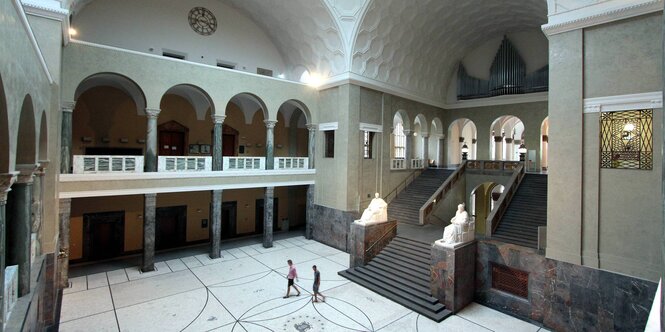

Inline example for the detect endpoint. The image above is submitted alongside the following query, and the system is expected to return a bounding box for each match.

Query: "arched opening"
[72,73,147,167]
[392,111,410,162]
[469,182,504,234]
[413,114,428,161]
[541,117,549,172]
[224,93,269,161]
[159,84,214,159]
[429,118,444,166]
[448,118,476,165]
[38,111,48,161]
[0,75,9,173]
[489,115,524,161]
[276,100,309,161]
[16,95,36,166]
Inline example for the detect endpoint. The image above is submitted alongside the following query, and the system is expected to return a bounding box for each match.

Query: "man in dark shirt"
[312,265,325,303]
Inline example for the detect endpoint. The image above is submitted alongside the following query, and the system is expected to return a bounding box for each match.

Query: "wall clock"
[188,7,217,36]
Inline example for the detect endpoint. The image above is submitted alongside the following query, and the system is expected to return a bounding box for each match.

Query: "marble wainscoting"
[309,204,359,252]
[476,240,657,331]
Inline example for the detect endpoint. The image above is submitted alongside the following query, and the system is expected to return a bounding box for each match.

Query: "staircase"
[388,168,454,224]
[338,236,452,322]
[492,174,547,248]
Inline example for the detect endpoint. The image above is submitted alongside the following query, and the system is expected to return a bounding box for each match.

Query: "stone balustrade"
[158,156,212,172]
[73,155,144,174]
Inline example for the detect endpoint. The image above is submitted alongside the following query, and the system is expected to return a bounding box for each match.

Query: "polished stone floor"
[60,236,549,332]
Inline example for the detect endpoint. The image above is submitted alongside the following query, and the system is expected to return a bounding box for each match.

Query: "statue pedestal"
[430,240,476,313]
[349,220,396,268]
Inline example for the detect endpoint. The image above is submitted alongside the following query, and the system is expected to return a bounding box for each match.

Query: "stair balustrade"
[419,162,467,225]
[384,168,423,204]
[73,155,144,174]
[485,163,526,237]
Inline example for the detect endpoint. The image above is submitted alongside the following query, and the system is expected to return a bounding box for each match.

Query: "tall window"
[363,131,375,159]
[324,130,335,158]
[394,123,406,159]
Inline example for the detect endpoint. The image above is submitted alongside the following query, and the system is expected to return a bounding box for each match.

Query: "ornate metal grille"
[491,264,528,298]
[600,109,653,170]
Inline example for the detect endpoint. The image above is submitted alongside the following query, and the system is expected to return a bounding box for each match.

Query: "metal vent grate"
[491,264,528,298]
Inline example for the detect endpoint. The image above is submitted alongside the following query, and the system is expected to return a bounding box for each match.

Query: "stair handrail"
[418,162,467,225]
[485,162,526,237]
[384,168,423,204]
[365,223,398,254]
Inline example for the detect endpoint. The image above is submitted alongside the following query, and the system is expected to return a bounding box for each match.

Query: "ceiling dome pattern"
[351,0,547,102]
[226,0,346,79]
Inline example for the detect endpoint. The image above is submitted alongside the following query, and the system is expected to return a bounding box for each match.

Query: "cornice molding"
[583,91,663,113]
[542,0,664,36]
[318,122,339,131]
[359,122,383,133]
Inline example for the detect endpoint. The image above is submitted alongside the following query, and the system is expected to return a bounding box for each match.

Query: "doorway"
[221,202,237,240]
[159,121,188,156]
[156,206,187,250]
[83,211,125,261]
[255,197,279,234]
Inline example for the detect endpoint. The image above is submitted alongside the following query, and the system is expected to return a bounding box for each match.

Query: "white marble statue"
[442,203,470,244]
[356,193,388,225]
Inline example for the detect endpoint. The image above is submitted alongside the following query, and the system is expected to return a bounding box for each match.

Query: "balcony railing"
[158,156,212,172]
[274,157,308,170]
[223,157,265,170]
[73,155,144,174]
[391,159,407,170]
[411,159,424,169]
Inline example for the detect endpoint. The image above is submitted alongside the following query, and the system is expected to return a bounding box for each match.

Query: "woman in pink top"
[283,259,301,298]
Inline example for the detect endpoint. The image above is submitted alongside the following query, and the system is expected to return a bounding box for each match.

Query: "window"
[393,123,406,159]
[217,61,236,69]
[324,131,335,158]
[162,51,186,60]
[257,67,273,77]
[363,131,375,159]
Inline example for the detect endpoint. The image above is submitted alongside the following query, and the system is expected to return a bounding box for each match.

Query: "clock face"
[188,7,217,36]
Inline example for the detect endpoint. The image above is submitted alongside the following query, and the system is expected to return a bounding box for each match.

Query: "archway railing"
[485,162,525,237]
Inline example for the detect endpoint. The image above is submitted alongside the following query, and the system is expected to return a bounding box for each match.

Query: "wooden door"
[255,198,279,233]
[159,131,185,156]
[221,202,237,240]
[156,206,187,250]
[83,211,125,261]
[222,134,235,156]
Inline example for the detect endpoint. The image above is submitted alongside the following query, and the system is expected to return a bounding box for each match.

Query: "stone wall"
[475,240,657,331]
[349,220,397,268]
[310,204,359,252]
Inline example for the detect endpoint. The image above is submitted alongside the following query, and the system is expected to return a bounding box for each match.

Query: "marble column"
[263,187,274,248]
[422,135,429,165]
[307,124,317,169]
[306,184,315,240]
[505,138,514,161]
[493,136,503,160]
[209,190,222,259]
[145,109,161,172]
[0,173,17,324]
[438,136,445,166]
[60,102,75,174]
[57,198,71,289]
[212,115,225,171]
[264,120,277,170]
[404,130,413,164]
[32,162,48,261]
[7,167,35,296]
[142,193,157,272]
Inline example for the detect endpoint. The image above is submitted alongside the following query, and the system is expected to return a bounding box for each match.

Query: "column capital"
[0,172,18,204]
[15,164,38,184]
[36,160,50,177]
[264,120,277,129]
[61,101,76,113]
[213,114,226,124]
[494,136,503,142]
[145,108,161,119]
[505,138,513,144]
[306,123,318,131]
[403,129,412,135]
[422,134,429,139]
[434,134,445,139]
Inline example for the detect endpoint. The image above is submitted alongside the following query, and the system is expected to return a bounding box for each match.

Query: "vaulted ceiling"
[67,0,548,105]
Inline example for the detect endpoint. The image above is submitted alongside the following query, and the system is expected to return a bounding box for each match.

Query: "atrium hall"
[0,0,663,331]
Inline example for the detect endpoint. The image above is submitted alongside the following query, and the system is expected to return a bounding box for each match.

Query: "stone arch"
[228,93,269,124]
[38,111,48,161]
[489,115,524,160]
[448,118,476,164]
[413,114,428,135]
[74,72,147,115]
[279,99,312,125]
[275,102,308,158]
[160,84,215,121]
[16,94,37,165]
[430,117,444,137]
[393,110,411,132]
[0,74,8,173]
